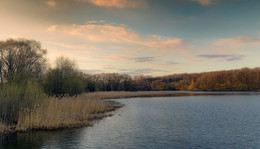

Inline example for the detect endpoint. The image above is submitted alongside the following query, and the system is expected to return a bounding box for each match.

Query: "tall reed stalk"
[16,96,108,131]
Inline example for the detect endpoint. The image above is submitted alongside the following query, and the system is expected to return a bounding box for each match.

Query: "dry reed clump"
[16,95,111,131]
[0,123,9,135]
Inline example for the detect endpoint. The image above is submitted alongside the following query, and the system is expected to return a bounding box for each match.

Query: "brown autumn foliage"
[148,67,260,91]
[83,67,260,91]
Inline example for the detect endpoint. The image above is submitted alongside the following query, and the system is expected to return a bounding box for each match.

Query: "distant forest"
[85,67,260,92]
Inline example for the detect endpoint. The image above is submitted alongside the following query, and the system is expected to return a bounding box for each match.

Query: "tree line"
[79,67,260,92]
[143,68,260,91]
[1,38,260,97]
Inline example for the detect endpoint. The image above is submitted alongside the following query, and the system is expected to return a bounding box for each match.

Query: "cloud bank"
[47,21,184,51]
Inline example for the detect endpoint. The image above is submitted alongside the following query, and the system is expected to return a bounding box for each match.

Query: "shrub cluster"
[0,39,85,125]
[43,57,86,96]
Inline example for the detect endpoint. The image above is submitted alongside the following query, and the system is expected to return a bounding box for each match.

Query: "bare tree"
[0,38,47,83]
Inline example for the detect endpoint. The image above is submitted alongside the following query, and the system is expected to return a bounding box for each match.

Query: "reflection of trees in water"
[0,128,84,149]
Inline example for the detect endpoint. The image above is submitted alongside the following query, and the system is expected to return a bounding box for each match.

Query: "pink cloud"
[46,0,56,7]
[76,0,146,8]
[47,25,58,32]
[47,21,185,51]
[214,36,260,46]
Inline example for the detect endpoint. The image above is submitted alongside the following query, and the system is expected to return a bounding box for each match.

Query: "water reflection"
[1,128,85,149]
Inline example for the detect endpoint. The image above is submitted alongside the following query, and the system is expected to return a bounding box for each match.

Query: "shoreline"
[84,91,260,100]
[1,91,259,136]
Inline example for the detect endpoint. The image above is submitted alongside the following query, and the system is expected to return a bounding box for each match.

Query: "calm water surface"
[1,95,260,149]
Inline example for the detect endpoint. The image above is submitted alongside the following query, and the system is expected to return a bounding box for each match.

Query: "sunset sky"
[0,0,260,76]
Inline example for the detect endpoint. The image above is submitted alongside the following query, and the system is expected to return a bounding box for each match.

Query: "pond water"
[1,94,260,149]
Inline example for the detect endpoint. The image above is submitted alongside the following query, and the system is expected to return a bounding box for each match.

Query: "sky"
[0,0,260,76]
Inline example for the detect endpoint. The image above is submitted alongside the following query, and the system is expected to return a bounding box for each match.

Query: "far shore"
[84,91,260,100]
[1,91,259,136]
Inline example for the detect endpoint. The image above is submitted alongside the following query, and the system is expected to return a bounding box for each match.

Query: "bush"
[0,81,45,125]
[43,57,86,96]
